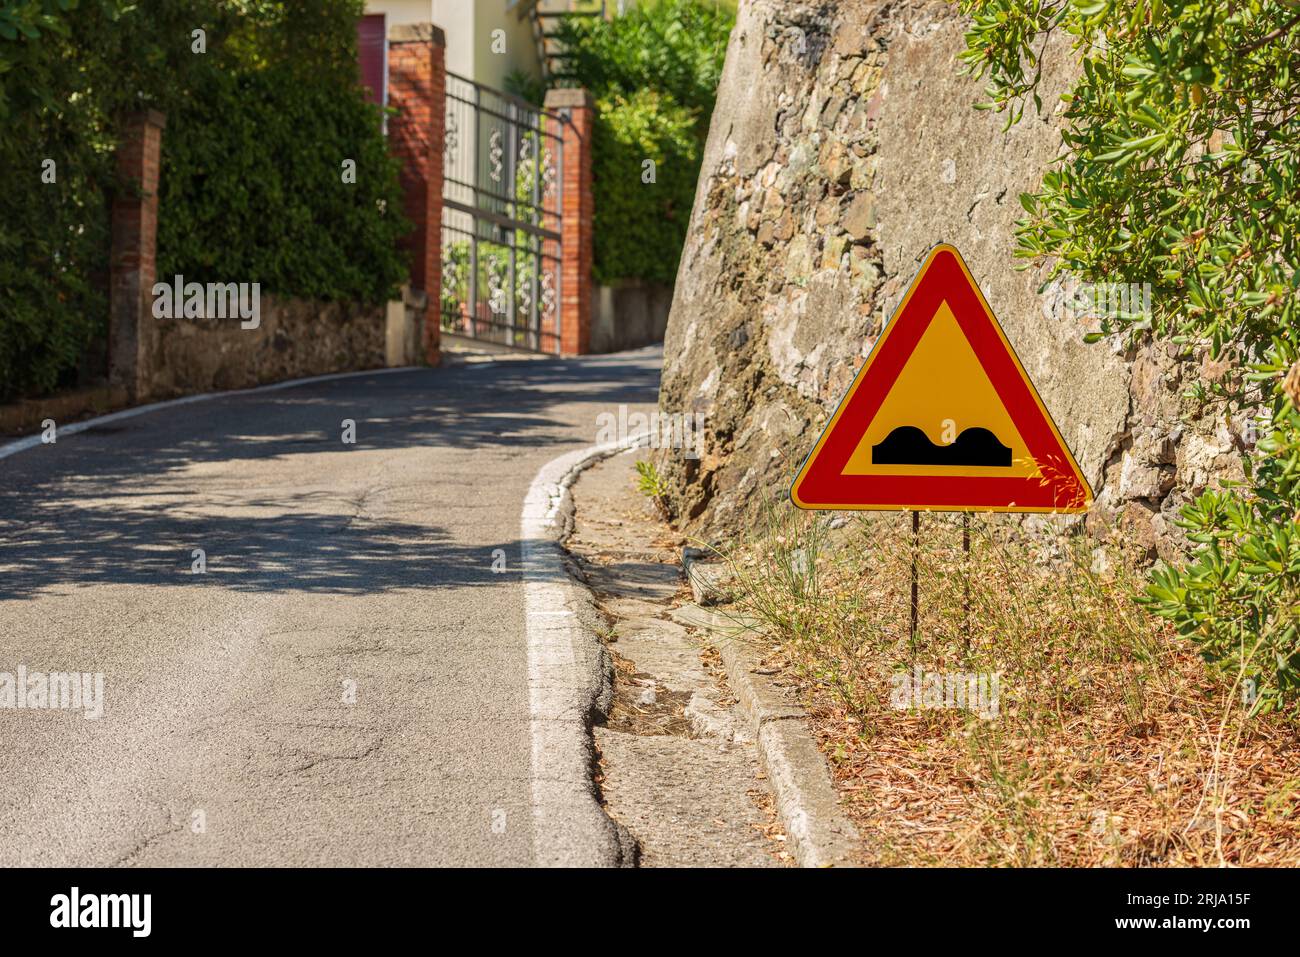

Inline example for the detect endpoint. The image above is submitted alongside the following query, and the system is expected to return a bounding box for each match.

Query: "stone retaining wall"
[656,0,1248,560]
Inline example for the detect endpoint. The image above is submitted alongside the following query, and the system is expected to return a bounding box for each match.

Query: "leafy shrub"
[593,89,699,284]
[504,68,546,108]
[635,459,670,516]
[157,59,407,305]
[959,0,1300,710]
[554,0,733,284]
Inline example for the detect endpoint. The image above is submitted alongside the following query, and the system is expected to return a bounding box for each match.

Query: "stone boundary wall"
[591,281,673,354]
[143,294,390,399]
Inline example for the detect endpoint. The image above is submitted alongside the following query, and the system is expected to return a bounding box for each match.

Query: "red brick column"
[109,109,165,402]
[544,88,595,356]
[387,23,445,366]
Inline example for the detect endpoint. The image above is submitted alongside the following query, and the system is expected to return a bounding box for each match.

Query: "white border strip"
[521,431,651,867]
[0,367,423,462]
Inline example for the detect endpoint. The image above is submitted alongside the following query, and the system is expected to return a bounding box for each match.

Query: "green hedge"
[157,64,407,305]
[555,0,733,285]
[0,0,407,402]
[158,0,407,305]
[593,90,699,284]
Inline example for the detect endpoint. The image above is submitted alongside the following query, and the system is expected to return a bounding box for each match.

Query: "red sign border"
[790,244,1093,513]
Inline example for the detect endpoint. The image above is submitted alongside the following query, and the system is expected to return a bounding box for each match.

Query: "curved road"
[0,349,660,866]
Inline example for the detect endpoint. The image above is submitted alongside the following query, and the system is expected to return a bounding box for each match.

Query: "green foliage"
[157,2,407,305]
[554,0,733,283]
[0,0,225,399]
[959,0,1300,708]
[504,68,546,108]
[1145,484,1300,713]
[0,0,406,401]
[594,89,699,283]
[555,0,732,116]
[635,459,671,515]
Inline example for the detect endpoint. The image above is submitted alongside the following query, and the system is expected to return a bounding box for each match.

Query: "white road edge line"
[0,366,427,462]
[521,431,651,867]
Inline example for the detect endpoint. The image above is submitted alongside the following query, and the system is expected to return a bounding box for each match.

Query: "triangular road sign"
[791,244,1092,513]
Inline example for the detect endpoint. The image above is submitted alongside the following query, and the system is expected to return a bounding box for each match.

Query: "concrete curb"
[520,434,650,867]
[673,597,863,868]
[682,546,736,606]
[0,366,424,460]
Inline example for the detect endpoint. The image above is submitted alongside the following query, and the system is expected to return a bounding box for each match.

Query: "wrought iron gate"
[441,73,566,353]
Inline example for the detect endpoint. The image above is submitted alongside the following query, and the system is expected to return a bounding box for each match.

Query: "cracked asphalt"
[0,349,660,866]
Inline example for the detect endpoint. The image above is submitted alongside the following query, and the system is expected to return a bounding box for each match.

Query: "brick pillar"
[109,109,165,401]
[387,23,445,366]
[544,88,595,356]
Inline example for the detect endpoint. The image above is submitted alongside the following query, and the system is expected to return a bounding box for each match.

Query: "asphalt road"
[0,349,660,866]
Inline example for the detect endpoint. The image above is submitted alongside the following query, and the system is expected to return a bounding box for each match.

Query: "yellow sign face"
[841,302,1036,479]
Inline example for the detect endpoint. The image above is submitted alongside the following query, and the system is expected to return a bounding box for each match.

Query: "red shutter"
[357,14,386,107]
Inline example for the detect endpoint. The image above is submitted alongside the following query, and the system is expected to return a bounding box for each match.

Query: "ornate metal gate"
[440,73,565,353]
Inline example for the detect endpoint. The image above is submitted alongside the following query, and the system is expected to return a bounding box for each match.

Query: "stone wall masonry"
[656,0,1247,560]
[144,295,388,399]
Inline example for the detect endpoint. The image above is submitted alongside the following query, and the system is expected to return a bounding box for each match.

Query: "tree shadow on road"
[0,353,662,600]
[0,496,529,599]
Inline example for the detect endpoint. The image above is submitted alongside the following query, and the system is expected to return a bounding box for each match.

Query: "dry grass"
[718,502,1300,867]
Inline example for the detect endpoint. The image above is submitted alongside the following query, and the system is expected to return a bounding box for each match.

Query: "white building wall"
[468,1,542,91]
[366,1,543,88]
[365,0,432,29]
